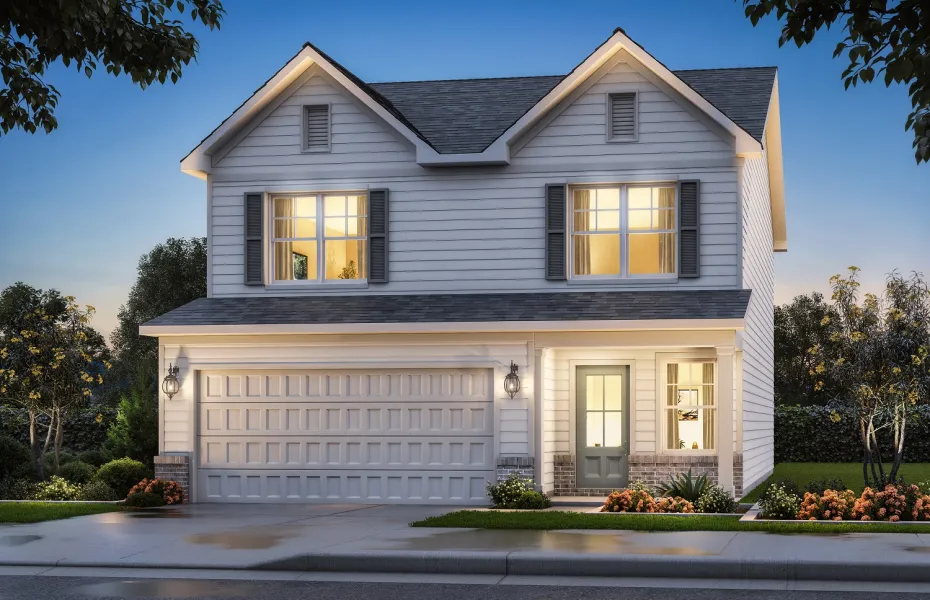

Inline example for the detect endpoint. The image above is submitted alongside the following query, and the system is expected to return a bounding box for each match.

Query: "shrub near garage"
[58,461,96,485]
[94,458,150,498]
[77,480,119,501]
[33,476,82,501]
[128,478,184,505]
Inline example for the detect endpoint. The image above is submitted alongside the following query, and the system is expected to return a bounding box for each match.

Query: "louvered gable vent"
[608,92,636,140]
[304,104,330,151]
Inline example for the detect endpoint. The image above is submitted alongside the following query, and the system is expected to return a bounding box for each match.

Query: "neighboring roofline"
[765,75,788,252]
[140,318,745,337]
[180,29,769,177]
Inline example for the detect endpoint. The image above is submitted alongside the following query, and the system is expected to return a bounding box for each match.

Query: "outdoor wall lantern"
[162,363,181,400]
[503,361,521,399]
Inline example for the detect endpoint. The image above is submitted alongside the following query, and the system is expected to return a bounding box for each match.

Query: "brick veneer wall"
[552,453,744,498]
[496,456,535,482]
[154,454,190,504]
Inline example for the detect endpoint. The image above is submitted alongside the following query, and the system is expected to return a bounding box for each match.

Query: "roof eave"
[765,75,788,252]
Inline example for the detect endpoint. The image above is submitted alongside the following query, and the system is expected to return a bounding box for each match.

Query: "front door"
[575,366,629,489]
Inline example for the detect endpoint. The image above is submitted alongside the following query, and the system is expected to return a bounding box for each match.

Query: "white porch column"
[716,345,736,494]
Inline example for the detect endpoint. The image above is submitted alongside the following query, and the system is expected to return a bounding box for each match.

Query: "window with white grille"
[303,104,330,151]
[608,93,637,141]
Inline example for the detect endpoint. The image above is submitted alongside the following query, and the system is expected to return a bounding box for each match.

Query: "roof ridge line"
[370,74,565,85]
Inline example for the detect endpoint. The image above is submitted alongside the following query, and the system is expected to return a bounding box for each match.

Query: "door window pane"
[604,375,623,410]
[586,375,603,410]
[586,412,604,447]
[605,412,623,447]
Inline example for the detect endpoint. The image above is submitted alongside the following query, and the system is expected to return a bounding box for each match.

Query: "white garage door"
[196,368,494,504]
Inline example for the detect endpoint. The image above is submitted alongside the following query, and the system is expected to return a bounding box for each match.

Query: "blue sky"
[0,0,927,339]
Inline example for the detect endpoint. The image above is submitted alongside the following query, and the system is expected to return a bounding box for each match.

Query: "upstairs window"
[571,185,676,278]
[303,104,330,152]
[608,92,637,141]
[272,194,367,283]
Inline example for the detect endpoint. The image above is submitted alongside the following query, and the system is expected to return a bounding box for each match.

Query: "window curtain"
[274,198,295,280]
[573,190,592,275]
[356,194,368,278]
[666,363,679,450]
[702,363,715,450]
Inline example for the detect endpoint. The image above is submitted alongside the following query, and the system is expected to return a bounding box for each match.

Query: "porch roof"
[142,290,751,330]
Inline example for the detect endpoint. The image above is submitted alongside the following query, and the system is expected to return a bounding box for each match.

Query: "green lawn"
[0,502,124,524]
[412,510,930,534]
[740,462,930,502]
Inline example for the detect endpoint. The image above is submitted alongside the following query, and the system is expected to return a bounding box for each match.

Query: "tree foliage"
[110,237,206,372]
[0,284,109,478]
[775,292,848,405]
[0,0,224,135]
[815,268,930,488]
[742,0,930,163]
[105,365,158,467]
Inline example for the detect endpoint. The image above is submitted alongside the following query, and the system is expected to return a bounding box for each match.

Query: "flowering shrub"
[33,476,83,501]
[128,478,184,505]
[654,496,695,513]
[695,485,738,513]
[487,474,531,508]
[797,489,857,521]
[125,491,166,508]
[759,483,801,519]
[912,493,930,521]
[601,489,657,513]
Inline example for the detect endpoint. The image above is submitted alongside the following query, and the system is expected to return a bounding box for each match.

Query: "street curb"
[250,552,930,583]
[3,553,929,583]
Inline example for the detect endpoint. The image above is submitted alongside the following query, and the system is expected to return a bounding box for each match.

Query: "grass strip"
[0,502,124,524]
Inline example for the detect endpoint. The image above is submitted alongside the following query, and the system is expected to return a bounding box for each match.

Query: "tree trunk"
[53,408,63,474]
[29,410,43,481]
[40,412,55,479]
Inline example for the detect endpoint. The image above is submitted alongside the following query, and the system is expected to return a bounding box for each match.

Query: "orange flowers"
[601,489,694,513]
[798,489,856,521]
[128,478,185,505]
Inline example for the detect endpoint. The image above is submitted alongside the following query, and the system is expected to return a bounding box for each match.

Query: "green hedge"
[0,406,115,454]
[775,404,930,463]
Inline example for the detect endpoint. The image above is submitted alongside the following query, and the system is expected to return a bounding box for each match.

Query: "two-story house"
[142,29,786,504]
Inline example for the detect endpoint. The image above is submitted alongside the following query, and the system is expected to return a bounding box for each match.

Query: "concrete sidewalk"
[2,504,930,582]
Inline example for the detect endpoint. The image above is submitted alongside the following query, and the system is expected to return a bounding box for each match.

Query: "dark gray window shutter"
[678,180,700,278]
[244,193,264,286]
[368,189,389,283]
[609,93,636,139]
[304,105,330,151]
[545,184,567,281]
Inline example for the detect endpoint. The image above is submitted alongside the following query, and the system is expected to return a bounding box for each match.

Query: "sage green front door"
[575,366,630,489]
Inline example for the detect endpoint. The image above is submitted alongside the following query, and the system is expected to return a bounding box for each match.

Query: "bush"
[58,461,96,485]
[124,491,166,508]
[655,496,695,513]
[696,485,738,513]
[0,435,33,480]
[0,478,36,500]
[804,477,847,496]
[77,480,120,501]
[33,476,83,501]
[504,490,552,510]
[798,489,857,521]
[655,470,709,503]
[44,451,77,475]
[105,371,158,466]
[759,483,802,519]
[628,480,655,495]
[758,478,801,504]
[852,484,918,522]
[128,478,185,505]
[601,489,657,513]
[487,474,531,508]
[94,458,151,498]
[78,449,112,468]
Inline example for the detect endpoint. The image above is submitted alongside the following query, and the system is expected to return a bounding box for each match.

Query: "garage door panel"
[201,436,493,470]
[203,370,490,402]
[198,368,495,505]
[198,470,489,504]
[200,402,492,436]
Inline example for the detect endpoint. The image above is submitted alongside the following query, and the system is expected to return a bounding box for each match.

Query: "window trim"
[657,356,718,456]
[606,92,638,143]
[266,192,369,287]
[567,183,678,281]
[301,103,331,153]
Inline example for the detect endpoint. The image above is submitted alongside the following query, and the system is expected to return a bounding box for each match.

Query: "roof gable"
[181,29,775,175]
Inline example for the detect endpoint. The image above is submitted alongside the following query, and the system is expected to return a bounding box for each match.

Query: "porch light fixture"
[503,361,521,399]
[162,363,181,401]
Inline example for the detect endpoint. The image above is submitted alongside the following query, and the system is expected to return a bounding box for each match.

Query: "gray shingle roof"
[144,290,751,328]
[368,67,775,154]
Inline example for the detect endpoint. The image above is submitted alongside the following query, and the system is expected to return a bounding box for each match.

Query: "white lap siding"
[739,155,776,491]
